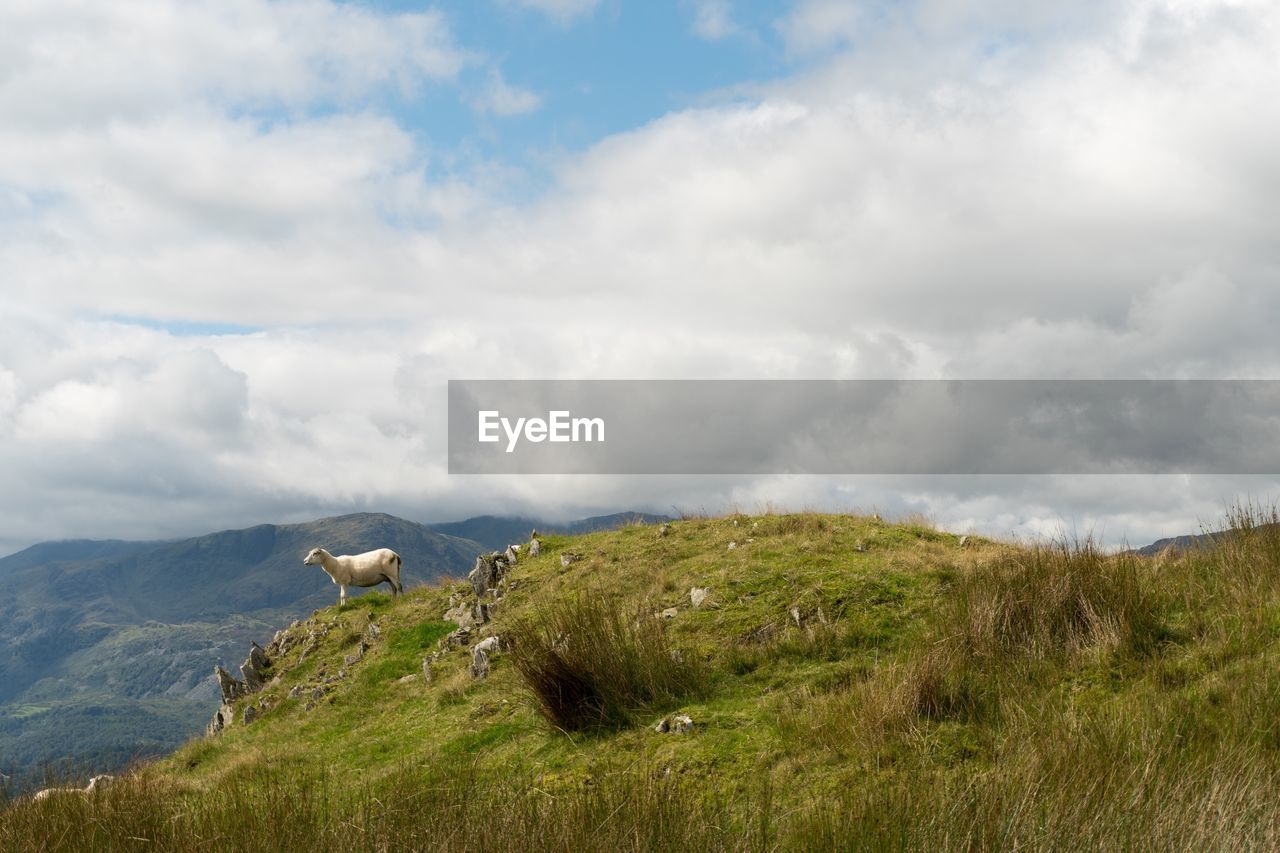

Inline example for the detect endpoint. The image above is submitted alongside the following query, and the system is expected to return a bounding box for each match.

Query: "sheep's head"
[303,548,325,565]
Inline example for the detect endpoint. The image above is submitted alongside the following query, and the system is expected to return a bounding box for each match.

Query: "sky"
[2,0,1280,555]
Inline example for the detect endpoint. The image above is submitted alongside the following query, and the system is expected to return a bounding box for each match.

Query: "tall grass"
[509,595,706,731]
[952,537,1169,660]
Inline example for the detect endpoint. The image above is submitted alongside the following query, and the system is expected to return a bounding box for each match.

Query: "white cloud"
[691,0,738,40]
[776,0,863,55]
[471,71,543,117]
[0,0,464,127]
[3,0,1280,552]
[507,0,599,25]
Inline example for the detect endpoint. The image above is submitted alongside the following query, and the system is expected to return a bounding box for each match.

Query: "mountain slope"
[0,513,486,782]
[11,510,1280,849]
[428,511,672,551]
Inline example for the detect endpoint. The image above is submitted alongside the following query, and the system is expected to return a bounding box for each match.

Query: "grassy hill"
[0,513,486,783]
[6,508,1280,850]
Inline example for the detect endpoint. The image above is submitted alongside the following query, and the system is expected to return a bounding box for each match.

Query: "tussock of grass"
[953,538,1168,660]
[509,595,705,731]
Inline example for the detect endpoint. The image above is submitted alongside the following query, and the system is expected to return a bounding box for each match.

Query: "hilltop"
[0,513,486,782]
[6,508,1280,850]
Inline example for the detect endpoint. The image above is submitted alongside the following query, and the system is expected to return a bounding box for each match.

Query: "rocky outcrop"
[654,714,694,734]
[468,551,514,598]
[207,639,274,736]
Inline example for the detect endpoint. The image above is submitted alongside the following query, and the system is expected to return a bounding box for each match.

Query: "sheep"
[303,547,403,606]
[32,775,113,801]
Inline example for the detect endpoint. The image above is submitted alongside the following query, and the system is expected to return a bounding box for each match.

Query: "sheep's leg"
[339,585,347,606]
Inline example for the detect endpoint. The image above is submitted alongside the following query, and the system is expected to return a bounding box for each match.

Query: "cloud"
[507,0,599,25]
[471,71,543,117]
[3,0,1280,552]
[691,0,738,40]
[0,0,464,126]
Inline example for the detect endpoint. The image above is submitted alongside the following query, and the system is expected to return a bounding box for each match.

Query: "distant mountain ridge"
[429,511,673,551]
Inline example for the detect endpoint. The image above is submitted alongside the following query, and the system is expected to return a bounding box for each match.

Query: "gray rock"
[660,607,679,619]
[689,587,708,609]
[444,602,476,628]
[504,545,519,565]
[471,648,490,680]
[727,541,737,550]
[288,685,304,699]
[658,524,671,537]
[654,718,670,733]
[215,666,246,703]
[958,535,970,548]
[365,622,382,642]
[446,626,473,646]
[397,674,417,684]
[422,657,432,683]
[474,635,501,655]
[529,537,541,556]
[242,704,257,725]
[469,552,511,598]
[672,714,694,734]
[310,687,325,700]
[560,552,583,567]
[473,601,492,625]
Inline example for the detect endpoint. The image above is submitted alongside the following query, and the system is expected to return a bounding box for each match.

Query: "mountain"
[0,513,485,783]
[429,511,673,551]
[1133,530,1237,557]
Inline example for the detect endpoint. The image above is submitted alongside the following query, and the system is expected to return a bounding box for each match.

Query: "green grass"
[9,507,1280,849]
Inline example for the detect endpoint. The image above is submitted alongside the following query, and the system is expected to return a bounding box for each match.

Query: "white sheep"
[303,547,403,606]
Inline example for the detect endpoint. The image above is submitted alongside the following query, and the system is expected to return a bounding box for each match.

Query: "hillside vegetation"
[0,513,485,782]
[6,508,1280,850]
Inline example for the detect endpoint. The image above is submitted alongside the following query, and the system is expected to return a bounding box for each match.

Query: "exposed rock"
[658,523,671,537]
[215,666,246,703]
[529,537,541,556]
[854,540,867,553]
[310,687,325,700]
[473,601,492,625]
[422,658,432,683]
[690,587,709,609]
[446,626,473,647]
[660,607,679,619]
[474,635,501,655]
[727,542,737,550]
[240,643,271,691]
[365,622,382,642]
[789,606,804,628]
[654,714,694,734]
[504,545,519,565]
[243,704,257,725]
[288,685,304,699]
[398,674,417,684]
[444,602,476,628]
[958,535,970,548]
[560,552,583,567]
[469,552,512,597]
[471,648,490,680]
